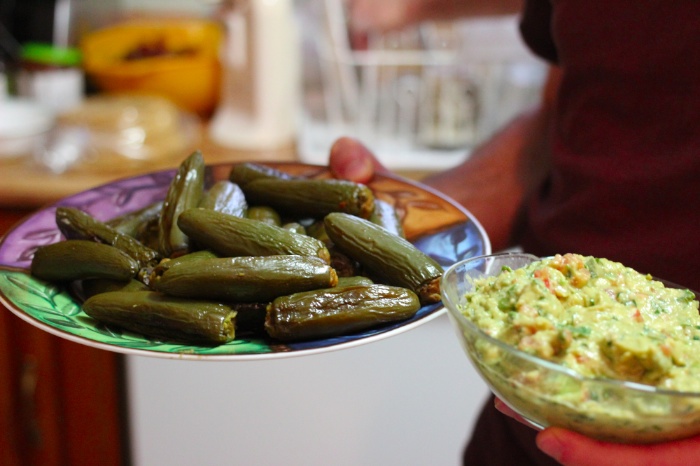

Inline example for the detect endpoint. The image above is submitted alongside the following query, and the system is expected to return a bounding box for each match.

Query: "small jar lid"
[21,42,82,67]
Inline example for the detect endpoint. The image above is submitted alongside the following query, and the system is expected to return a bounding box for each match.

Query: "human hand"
[494,397,700,466]
[328,137,387,184]
[346,0,521,33]
[346,0,430,32]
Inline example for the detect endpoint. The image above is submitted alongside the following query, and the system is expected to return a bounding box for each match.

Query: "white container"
[208,0,300,150]
[17,68,84,113]
[17,43,84,114]
[0,98,55,158]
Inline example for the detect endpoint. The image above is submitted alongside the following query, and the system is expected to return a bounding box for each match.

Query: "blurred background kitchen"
[0,1,546,465]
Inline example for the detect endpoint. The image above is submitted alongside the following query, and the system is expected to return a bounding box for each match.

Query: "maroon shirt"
[520,0,700,292]
[464,1,700,464]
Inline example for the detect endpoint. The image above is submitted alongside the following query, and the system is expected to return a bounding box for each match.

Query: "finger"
[493,398,533,428]
[328,137,386,184]
[536,427,700,466]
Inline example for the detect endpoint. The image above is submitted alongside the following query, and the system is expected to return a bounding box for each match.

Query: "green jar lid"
[21,42,82,67]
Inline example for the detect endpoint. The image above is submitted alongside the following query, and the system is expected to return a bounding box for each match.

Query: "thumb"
[536,427,700,466]
[328,137,387,184]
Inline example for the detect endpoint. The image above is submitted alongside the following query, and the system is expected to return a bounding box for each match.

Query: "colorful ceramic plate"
[0,163,490,360]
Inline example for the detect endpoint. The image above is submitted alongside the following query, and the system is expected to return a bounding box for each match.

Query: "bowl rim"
[441,252,700,398]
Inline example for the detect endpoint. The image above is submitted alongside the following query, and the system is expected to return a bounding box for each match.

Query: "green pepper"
[83,290,237,344]
[31,240,139,282]
[152,255,338,303]
[158,150,205,257]
[265,284,420,341]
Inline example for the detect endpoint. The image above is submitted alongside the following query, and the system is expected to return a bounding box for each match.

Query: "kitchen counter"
[0,134,298,208]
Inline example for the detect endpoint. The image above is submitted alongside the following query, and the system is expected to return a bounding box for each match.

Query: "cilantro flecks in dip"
[462,253,700,392]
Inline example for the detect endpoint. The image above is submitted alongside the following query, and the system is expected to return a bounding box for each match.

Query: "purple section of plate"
[0,170,174,269]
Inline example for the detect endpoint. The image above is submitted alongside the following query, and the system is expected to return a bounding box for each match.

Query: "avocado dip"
[460,253,700,442]
[464,253,700,389]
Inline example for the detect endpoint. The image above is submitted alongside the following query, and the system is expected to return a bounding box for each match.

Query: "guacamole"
[459,253,700,442]
[464,253,700,389]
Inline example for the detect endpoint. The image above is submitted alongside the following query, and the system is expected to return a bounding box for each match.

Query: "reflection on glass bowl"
[441,252,700,444]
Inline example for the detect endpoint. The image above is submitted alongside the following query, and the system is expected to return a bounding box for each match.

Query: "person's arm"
[347,0,522,32]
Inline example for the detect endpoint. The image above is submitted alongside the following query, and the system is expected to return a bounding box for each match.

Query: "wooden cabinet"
[0,209,128,466]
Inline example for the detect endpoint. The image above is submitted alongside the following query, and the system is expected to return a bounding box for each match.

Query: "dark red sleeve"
[463,395,561,466]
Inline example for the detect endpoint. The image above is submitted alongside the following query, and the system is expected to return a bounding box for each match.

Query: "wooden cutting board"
[0,140,298,208]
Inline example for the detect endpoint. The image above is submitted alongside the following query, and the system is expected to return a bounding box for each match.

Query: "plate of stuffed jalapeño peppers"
[0,151,490,360]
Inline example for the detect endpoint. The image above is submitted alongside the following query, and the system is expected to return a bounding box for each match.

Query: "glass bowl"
[441,252,700,444]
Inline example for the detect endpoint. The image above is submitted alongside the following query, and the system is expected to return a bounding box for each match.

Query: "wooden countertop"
[0,139,437,210]
[0,133,298,209]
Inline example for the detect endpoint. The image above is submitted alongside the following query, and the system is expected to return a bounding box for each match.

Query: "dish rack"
[296,0,547,171]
